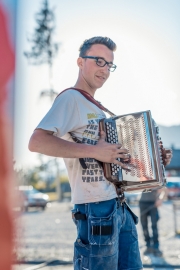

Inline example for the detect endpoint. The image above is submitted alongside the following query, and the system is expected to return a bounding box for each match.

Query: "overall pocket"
[88,204,117,246]
[74,239,89,270]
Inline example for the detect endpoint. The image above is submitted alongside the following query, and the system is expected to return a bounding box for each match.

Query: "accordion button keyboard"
[105,121,120,176]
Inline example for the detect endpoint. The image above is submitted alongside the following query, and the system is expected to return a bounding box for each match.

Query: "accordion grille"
[117,115,154,181]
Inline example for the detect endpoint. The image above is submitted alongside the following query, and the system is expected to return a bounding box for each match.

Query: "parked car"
[166,177,180,200]
[18,186,49,211]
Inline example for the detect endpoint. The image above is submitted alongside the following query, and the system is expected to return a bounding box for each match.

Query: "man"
[29,36,171,270]
[139,187,166,257]
[139,142,172,258]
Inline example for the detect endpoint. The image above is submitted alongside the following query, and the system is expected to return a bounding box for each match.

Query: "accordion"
[99,110,166,193]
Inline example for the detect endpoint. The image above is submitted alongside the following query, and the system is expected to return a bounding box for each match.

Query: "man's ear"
[77,57,83,69]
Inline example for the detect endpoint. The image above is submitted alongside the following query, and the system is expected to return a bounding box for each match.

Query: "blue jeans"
[72,198,143,270]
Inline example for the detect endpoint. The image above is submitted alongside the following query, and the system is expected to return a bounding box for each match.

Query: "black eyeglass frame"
[82,56,117,72]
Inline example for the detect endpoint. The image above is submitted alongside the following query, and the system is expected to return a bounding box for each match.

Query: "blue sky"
[13,0,180,167]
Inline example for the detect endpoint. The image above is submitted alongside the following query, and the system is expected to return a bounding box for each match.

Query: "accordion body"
[99,110,166,193]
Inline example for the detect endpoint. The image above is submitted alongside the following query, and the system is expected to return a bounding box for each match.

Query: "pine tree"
[24,0,59,66]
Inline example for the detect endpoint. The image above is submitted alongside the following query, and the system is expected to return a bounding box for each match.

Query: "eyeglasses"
[82,56,117,72]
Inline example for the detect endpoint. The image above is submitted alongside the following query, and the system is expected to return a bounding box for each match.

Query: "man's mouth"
[96,75,106,81]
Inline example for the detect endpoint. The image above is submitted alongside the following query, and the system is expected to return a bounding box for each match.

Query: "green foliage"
[24,0,60,66]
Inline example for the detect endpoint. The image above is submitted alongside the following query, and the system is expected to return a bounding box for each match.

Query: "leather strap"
[56,87,116,117]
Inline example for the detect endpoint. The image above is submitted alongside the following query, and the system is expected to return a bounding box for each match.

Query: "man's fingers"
[166,153,172,158]
[113,159,131,171]
[117,147,128,153]
[120,153,131,158]
[162,148,173,159]
[162,148,173,166]
[166,149,173,155]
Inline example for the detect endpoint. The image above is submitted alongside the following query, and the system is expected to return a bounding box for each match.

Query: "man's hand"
[155,199,163,207]
[94,131,131,170]
[159,141,173,166]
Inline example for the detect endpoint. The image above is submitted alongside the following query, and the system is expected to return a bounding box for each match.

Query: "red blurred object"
[0,4,15,270]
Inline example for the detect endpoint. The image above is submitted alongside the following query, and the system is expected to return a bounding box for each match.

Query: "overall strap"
[56,87,116,117]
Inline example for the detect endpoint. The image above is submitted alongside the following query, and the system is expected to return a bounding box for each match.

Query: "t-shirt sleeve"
[36,91,81,137]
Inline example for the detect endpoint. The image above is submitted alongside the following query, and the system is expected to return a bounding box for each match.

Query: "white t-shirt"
[36,89,117,204]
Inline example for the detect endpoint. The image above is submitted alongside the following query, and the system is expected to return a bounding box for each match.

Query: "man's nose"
[101,64,110,73]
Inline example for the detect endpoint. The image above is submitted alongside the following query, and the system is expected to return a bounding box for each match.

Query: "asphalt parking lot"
[13,200,180,270]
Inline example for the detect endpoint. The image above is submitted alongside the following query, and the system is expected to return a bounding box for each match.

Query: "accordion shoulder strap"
[56,88,116,176]
[56,87,116,117]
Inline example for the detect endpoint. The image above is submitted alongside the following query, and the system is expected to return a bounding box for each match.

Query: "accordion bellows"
[99,110,166,192]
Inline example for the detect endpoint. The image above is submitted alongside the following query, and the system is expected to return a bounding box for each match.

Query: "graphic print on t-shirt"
[81,113,105,183]
[82,113,104,144]
[82,158,104,183]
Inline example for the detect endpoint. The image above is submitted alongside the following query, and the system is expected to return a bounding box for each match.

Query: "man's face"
[79,44,114,91]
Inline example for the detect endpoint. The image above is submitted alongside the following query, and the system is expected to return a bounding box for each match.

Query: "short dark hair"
[79,36,117,57]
